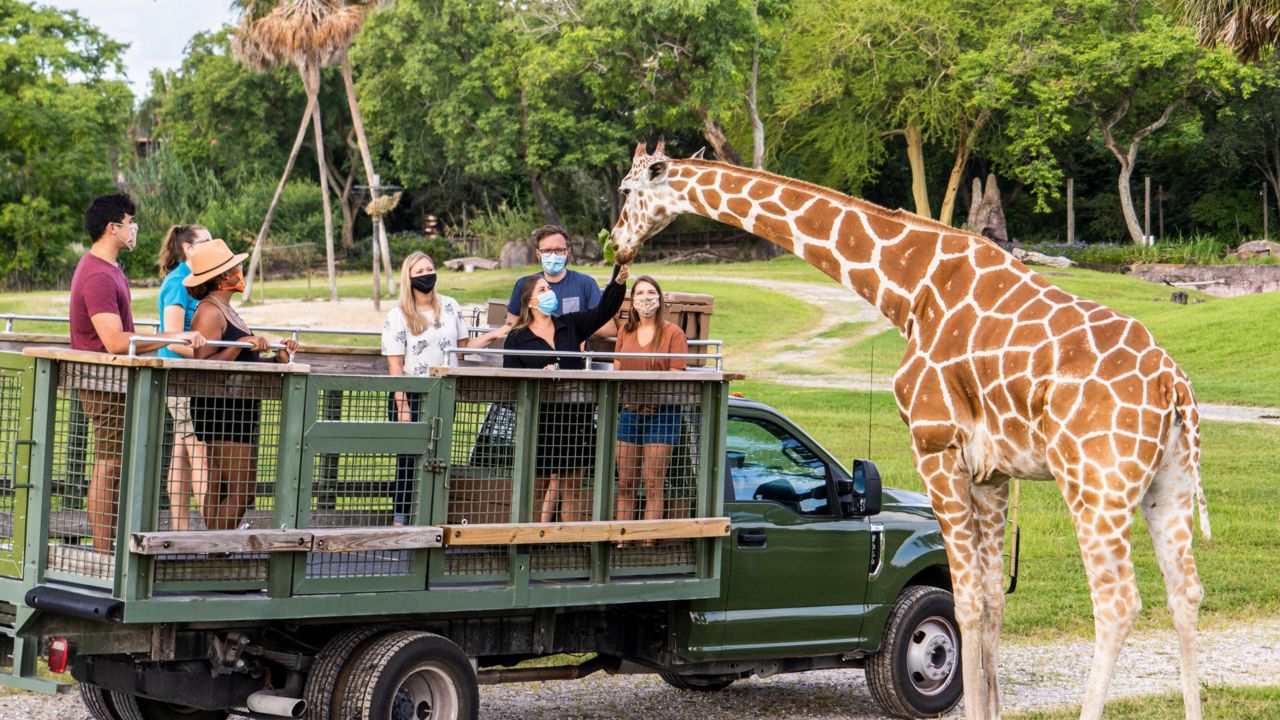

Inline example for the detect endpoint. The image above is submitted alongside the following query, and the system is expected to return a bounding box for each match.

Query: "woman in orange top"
[614,276,689,531]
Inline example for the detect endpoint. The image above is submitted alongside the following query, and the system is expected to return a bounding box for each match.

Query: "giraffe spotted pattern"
[610,141,1210,720]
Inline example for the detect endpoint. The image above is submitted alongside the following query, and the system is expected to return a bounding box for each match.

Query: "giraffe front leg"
[970,478,1011,719]
[914,445,1001,720]
[1051,462,1144,720]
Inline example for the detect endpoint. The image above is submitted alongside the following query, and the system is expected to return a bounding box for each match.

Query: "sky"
[38,0,239,99]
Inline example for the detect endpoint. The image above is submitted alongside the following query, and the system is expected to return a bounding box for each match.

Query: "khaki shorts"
[79,390,125,460]
[166,395,197,438]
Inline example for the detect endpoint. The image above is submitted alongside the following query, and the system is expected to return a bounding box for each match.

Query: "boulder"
[443,256,499,272]
[1236,240,1280,258]
[1011,247,1075,268]
[499,242,534,268]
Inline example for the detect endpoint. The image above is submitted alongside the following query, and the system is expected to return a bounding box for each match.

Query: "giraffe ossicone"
[610,143,1210,720]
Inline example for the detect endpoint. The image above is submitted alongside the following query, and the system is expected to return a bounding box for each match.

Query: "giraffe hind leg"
[970,479,1011,720]
[1142,461,1204,720]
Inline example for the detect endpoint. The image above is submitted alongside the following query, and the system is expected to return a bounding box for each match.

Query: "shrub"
[463,200,543,258]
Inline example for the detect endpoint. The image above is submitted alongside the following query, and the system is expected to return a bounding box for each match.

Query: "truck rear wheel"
[304,625,392,720]
[657,671,736,692]
[338,630,478,720]
[866,585,962,718]
[79,683,125,720]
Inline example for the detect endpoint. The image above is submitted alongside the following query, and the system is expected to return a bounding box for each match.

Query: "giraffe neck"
[666,159,988,333]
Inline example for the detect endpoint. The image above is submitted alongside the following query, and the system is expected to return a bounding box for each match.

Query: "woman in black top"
[504,263,628,521]
[185,239,298,532]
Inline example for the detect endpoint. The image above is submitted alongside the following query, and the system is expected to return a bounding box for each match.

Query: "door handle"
[737,528,767,548]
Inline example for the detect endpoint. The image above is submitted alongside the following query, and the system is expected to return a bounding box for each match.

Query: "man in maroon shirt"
[70,194,206,550]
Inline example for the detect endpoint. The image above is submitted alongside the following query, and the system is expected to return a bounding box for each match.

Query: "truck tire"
[102,691,229,720]
[303,625,392,720]
[337,631,478,720]
[866,585,962,719]
[657,671,736,692]
[79,683,125,720]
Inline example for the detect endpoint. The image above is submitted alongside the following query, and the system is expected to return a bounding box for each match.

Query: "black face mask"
[410,273,438,294]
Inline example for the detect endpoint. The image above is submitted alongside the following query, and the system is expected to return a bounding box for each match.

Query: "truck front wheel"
[657,671,737,692]
[865,585,962,718]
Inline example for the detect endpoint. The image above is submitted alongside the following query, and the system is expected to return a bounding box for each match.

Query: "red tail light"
[47,637,69,674]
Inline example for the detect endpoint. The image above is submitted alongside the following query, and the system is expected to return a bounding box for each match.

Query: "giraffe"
[608,141,1211,720]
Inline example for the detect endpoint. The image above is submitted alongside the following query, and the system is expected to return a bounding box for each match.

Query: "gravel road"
[5,619,1276,720]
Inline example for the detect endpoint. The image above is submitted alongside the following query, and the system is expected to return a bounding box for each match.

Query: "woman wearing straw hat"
[184,239,298,531]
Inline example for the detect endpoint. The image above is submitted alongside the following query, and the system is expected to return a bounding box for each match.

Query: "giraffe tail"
[1172,381,1211,541]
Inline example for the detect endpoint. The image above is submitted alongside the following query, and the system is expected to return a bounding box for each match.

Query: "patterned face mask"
[217,268,245,294]
[633,295,660,318]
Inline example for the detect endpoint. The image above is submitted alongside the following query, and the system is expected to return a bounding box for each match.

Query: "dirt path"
[9,619,1278,719]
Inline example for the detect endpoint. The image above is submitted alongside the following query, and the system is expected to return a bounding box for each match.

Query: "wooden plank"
[430,367,734,382]
[20,346,309,374]
[441,518,731,546]
[310,526,445,552]
[130,529,313,555]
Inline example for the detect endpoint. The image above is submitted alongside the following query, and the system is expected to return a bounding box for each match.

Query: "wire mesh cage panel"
[47,362,129,579]
[0,368,22,560]
[151,369,283,585]
[611,380,703,573]
[529,380,600,575]
[442,377,518,578]
[303,452,414,579]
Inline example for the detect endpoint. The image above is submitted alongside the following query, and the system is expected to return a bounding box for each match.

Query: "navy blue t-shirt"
[505,268,602,317]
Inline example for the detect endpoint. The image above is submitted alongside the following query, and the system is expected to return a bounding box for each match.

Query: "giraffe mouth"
[614,246,637,265]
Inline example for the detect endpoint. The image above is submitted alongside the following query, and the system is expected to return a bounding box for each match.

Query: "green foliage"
[463,200,543,259]
[198,178,337,253]
[120,145,230,278]
[0,0,132,286]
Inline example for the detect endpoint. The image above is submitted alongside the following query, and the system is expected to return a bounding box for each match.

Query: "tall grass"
[1008,686,1280,719]
[1028,234,1277,266]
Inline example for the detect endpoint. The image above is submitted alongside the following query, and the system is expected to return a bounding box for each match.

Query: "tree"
[773,0,1014,223]
[1204,63,1280,214]
[1014,0,1250,244]
[1178,0,1280,61]
[0,0,132,285]
[234,0,386,302]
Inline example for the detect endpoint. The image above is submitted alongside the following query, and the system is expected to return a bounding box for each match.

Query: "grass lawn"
[1007,686,1280,719]
[732,381,1280,641]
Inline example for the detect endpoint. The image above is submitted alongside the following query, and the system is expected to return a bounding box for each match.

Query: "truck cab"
[657,397,959,718]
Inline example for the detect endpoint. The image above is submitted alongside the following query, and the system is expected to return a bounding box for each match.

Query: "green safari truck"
[0,341,958,720]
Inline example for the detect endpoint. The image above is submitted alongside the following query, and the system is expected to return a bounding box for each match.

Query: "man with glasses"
[504,224,604,326]
[69,193,205,551]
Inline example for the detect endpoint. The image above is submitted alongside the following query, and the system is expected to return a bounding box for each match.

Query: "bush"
[1026,234,1236,267]
[341,231,462,273]
[197,178,339,259]
[463,200,543,258]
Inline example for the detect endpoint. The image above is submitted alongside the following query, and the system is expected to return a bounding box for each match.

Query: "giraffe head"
[609,139,697,264]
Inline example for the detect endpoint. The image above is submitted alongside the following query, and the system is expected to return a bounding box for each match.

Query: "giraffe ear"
[648,161,668,181]
[634,140,647,159]
[690,147,706,160]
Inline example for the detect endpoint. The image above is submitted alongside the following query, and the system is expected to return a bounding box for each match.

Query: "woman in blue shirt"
[157,224,212,531]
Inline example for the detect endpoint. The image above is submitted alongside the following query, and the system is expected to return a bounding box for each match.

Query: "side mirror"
[844,459,882,516]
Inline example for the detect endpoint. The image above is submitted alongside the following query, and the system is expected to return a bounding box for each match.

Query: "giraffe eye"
[622,188,631,197]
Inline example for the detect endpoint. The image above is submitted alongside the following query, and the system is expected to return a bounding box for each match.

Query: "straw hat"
[183,239,248,287]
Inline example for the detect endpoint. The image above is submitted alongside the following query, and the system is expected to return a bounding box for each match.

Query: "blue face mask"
[536,290,558,315]
[541,252,567,275]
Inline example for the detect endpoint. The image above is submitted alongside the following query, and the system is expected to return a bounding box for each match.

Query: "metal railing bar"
[126,336,294,361]
[447,346,724,371]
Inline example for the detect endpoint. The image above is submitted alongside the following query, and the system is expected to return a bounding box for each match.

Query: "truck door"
[715,412,873,658]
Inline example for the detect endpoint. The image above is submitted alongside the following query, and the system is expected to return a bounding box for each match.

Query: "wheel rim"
[391,660,460,720]
[904,614,958,697]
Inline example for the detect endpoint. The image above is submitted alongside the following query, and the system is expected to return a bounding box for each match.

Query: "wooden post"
[1066,177,1075,244]
[1158,184,1164,241]
[1144,176,1151,245]
[1264,182,1270,241]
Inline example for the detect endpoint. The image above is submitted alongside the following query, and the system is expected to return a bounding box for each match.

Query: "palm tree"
[233,0,392,303]
[1178,0,1280,61]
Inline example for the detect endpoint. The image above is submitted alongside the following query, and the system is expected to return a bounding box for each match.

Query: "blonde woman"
[382,252,502,525]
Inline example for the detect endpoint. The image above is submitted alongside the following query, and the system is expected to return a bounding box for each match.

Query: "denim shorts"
[617,406,682,445]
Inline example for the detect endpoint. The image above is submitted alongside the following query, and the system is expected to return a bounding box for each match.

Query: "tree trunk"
[530,171,564,228]
[342,56,394,294]
[307,63,338,301]
[904,123,932,218]
[698,110,744,166]
[326,160,356,253]
[748,44,765,170]
[938,113,986,226]
[244,75,317,301]
[1116,160,1143,245]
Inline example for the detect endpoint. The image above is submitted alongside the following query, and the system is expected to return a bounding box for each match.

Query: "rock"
[573,234,603,263]
[499,242,534,269]
[1011,247,1075,268]
[1236,240,1280,257]
[965,173,1009,244]
[443,256,499,272]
